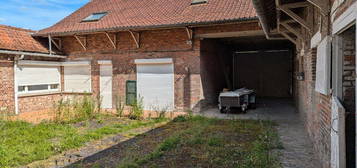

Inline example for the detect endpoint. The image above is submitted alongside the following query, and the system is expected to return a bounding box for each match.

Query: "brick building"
[0,25,64,117]
[1,0,269,119]
[253,0,356,167]
[0,0,355,167]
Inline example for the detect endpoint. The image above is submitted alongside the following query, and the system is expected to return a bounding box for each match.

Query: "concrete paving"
[197,98,322,168]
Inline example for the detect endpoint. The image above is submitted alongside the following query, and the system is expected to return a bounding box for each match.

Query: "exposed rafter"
[280,31,297,45]
[307,0,329,16]
[280,22,303,39]
[105,32,116,49]
[278,6,312,32]
[185,27,193,45]
[129,30,140,48]
[280,19,296,24]
[282,1,310,8]
[74,35,87,51]
[185,27,193,40]
[50,38,61,51]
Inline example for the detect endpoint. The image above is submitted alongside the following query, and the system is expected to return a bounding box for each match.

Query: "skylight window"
[82,12,107,22]
[191,0,208,5]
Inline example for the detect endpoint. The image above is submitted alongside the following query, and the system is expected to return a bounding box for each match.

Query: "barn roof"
[36,0,257,36]
[0,25,49,53]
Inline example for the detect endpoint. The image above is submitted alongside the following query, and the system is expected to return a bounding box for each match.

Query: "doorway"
[333,25,356,167]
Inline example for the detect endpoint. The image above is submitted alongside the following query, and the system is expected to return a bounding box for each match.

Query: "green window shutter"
[126,80,137,105]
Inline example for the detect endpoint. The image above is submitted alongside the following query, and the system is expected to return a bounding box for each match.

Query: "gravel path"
[198,98,322,168]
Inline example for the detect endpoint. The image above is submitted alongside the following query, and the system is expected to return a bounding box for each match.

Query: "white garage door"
[136,60,174,111]
[64,65,91,93]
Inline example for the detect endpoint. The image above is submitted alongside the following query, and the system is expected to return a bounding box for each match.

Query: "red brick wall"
[341,28,356,112]
[200,39,232,106]
[18,94,63,113]
[0,55,15,114]
[59,22,260,112]
[296,48,332,167]
[296,1,357,166]
[0,21,261,120]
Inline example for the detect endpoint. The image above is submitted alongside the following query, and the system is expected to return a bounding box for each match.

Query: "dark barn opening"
[200,36,294,107]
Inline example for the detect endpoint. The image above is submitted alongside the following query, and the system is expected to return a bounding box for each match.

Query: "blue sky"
[0,0,89,30]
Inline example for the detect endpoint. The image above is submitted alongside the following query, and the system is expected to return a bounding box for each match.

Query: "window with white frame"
[16,66,61,94]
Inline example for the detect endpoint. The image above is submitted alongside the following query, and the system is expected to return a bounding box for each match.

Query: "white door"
[100,64,113,109]
[137,63,174,111]
[331,96,346,168]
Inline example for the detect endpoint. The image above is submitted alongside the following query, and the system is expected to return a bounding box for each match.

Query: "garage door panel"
[137,63,174,111]
[64,66,91,93]
[137,64,173,74]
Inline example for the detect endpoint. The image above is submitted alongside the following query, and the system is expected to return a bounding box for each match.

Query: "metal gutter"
[0,49,66,58]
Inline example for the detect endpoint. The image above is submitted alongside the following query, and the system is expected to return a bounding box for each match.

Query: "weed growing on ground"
[128,98,144,120]
[172,115,187,122]
[115,95,125,117]
[117,116,281,168]
[54,96,99,123]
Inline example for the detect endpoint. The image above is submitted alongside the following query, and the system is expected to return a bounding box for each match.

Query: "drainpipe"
[13,55,24,114]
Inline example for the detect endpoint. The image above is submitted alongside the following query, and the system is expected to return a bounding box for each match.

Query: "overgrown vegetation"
[128,98,144,120]
[112,116,282,168]
[53,96,99,123]
[0,117,165,167]
[115,95,125,117]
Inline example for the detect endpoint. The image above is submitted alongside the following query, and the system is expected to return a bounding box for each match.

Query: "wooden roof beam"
[281,19,296,24]
[280,31,297,45]
[280,22,303,39]
[105,32,116,49]
[74,35,87,51]
[129,30,140,48]
[307,0,329,16]
[281,1,310,8]
[185,27,193,41]
[278,6,312,33]
[50,38,61,51]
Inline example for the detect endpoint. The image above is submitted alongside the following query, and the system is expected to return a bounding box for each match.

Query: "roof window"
[82,12,107,22]
[191,0,208,5]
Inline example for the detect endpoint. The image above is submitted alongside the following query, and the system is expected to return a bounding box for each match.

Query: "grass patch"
[114,116,282,168]
[0,117,166,167]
